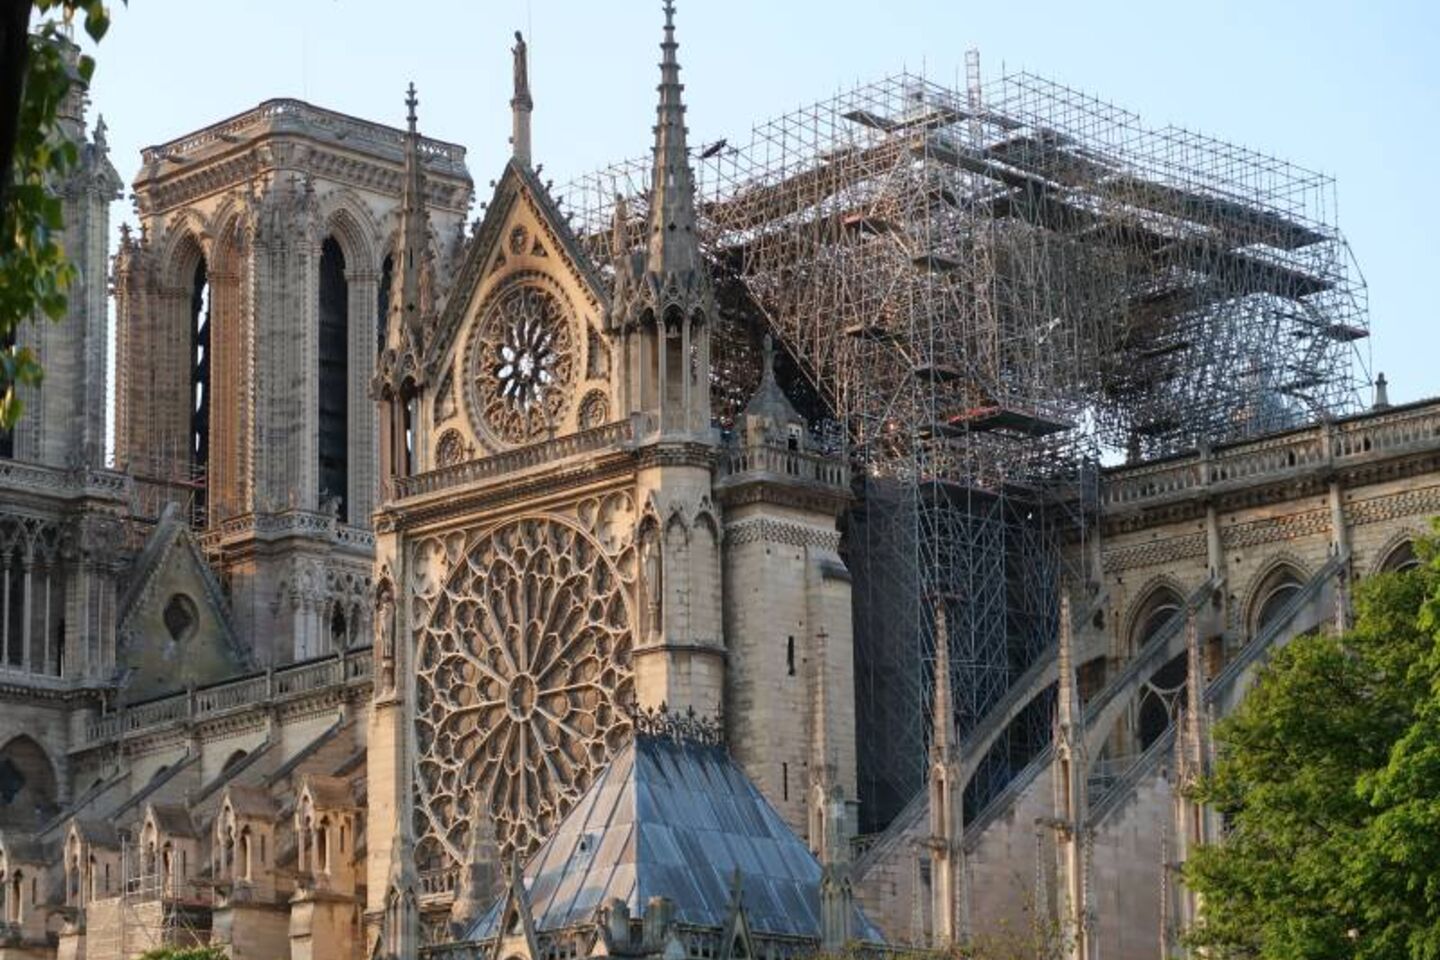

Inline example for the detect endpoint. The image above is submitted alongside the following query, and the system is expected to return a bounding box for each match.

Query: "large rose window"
[414,518,634,863]
[467,276,576,446]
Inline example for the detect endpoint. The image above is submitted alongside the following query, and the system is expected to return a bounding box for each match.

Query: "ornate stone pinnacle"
[405,82,418,133]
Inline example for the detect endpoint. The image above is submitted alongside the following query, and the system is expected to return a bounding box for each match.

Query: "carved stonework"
[463,272,578,447]
[412,513,636,863]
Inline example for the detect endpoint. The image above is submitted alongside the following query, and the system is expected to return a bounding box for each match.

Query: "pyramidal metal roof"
[469,733,880,941]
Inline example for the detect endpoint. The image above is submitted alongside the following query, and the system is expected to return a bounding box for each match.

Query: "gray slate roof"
[470,734,879,941]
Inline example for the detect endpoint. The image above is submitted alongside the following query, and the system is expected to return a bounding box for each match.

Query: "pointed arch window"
[318,236,349,521]
[190,258,211,521]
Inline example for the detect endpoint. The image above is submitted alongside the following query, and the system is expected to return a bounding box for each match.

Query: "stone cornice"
[135,139,470,218]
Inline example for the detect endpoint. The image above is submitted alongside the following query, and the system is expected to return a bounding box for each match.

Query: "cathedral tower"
[115,95,471,665]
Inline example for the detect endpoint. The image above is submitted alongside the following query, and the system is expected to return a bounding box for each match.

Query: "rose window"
[413,518,634,863]
[468,278,575,445]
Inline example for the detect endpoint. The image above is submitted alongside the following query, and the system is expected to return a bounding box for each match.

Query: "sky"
[75,0,1440,406]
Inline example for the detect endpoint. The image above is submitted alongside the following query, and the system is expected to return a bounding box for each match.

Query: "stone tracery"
[413,516,634,862]
[465,274,576,446]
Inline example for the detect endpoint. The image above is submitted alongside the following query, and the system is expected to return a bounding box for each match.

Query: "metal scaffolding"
[565,61,1367,831]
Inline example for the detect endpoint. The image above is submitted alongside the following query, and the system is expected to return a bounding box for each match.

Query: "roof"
[70,818,121,849]
[148,803,199,839]
[742,338,803,427]
[302,774,355,810]
[470,734,880,941]
[0,831,47,863]
[224,784,280,820]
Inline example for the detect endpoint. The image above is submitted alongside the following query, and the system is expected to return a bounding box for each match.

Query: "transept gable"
[425,159,607,385]
[421,159,616,462]
[116,505,248,701]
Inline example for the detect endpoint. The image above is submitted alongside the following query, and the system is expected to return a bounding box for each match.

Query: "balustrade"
[1103,402,1440,509]
[82,646,373,746]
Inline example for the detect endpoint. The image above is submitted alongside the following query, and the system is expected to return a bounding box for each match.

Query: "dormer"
[63,819,120,908]
[296,775,359,895]
[139,803,201,900]
[216,784,281,902]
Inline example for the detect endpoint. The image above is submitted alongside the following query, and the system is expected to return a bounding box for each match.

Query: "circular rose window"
[413,518,634,862]
[466,275,576,446]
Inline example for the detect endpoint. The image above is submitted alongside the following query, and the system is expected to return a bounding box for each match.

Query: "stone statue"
[640,523,662,641]
[376,582,396,693]
[512,31,530,104]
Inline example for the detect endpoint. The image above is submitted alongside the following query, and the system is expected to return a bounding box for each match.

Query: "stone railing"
[417,866,459,901]
[717,442,849,488]
[199,510,374,552]
[393,419,636,499]
[1104,401,1440,510]
[142,98,467,171]
[0,459,131,501]
[83,647,372,745]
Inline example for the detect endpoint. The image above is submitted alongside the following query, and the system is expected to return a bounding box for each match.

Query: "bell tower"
[115,93,471,665]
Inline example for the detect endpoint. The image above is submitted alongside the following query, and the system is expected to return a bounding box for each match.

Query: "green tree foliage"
[1184,531,1440,959]
[0,1,110,428]
[136,947,227,960]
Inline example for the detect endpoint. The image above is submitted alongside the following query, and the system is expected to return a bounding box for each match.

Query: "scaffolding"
[566,62,1367,831]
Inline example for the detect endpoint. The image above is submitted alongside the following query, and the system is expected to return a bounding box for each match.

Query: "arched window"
[3,558,22,668]
[377,253,394,354]
[318,236,349,521]
[1128,586,1183,655]
[1379,539,1420,574]
[329,605,348,651]
[1249,565,1305,638]
[190,257,211,520]
[0,735,58,829]
[1137,652,1187,750]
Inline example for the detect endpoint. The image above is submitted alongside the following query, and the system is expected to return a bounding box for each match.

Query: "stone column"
[347,269,379,524]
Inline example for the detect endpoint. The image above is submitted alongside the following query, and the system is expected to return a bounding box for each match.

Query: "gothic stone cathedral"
[0,7,1435,960]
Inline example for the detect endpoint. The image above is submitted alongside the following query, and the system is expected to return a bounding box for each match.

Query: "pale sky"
[77,0,1439,407]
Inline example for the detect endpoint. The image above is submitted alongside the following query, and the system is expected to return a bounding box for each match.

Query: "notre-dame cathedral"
[0,5,1436,960]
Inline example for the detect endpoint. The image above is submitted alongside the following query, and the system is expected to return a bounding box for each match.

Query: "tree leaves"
[0,2,112,429]
[1184,529,1440,959]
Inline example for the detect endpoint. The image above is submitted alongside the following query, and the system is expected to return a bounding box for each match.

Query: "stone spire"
[449,813,501,935]
[511,31,533,167]
[927,600,966,946]
[1181,612,1206,777]
[1057,591,1082,733]
[393,82,431,350]
[1052,591,1092,960]
[378,816,419,960]
[645,0,703,284]
[608,0,714,433]
[373,83,433,480]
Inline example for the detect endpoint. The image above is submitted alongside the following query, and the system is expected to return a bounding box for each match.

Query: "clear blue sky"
[82,0,1439,405]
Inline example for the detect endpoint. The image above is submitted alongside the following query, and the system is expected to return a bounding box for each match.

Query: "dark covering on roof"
[71,818,121,849]
[148,803,198,839]
[470,734,879,941]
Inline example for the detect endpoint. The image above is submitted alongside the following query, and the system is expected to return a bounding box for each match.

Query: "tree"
[0,0,111,428]
[136,947,227,960]
[1183,530,1440,959]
